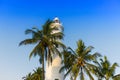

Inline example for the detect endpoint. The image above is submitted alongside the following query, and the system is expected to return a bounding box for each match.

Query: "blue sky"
[0,0,120,80]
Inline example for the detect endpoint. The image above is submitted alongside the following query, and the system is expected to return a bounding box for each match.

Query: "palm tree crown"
[93,56,119,80]
[22,67,43,80]
[61,40,101,80]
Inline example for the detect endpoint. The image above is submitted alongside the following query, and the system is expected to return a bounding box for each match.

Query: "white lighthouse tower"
[45,17,64,80]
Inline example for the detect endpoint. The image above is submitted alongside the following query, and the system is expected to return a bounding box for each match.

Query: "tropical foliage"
[92,56,119,80]
[21,19,120,80]
[61,40,101,80]
[22,67,43,80]
[20,19,65,80]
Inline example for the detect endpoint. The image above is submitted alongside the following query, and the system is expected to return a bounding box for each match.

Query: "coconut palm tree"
[32,67,43,80]
[22,72,33,80]
[19,19,65,80]
[61,40,101,80]
[22,67,43,80]
[92,56,119,80]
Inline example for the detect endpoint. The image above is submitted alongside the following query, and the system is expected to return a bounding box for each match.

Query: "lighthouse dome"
[54,17,59,21]
[53,17,60,23]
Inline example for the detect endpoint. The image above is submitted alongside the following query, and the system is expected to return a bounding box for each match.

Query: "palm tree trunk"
[42,54,45,80]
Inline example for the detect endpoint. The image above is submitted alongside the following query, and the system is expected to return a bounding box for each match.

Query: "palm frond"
[64,68,72,79]
[110,63,119,76]
[83,66,94,80]
[42,19,53,35]
[19,39,37,46]
[25,29,37,35]
[29,43,42,60]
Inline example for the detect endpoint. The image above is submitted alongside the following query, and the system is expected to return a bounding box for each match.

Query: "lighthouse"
[45,17,64,80]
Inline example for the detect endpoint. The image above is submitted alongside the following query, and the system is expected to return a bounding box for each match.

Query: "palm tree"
[32,67,43,80]
[22,67,43,80]
[93,56,119,80]
[22,72,33,80]
[19,19,65,80]
[61,40,101,80]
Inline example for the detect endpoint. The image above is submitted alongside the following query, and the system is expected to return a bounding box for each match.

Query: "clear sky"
[0,0,120,80]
